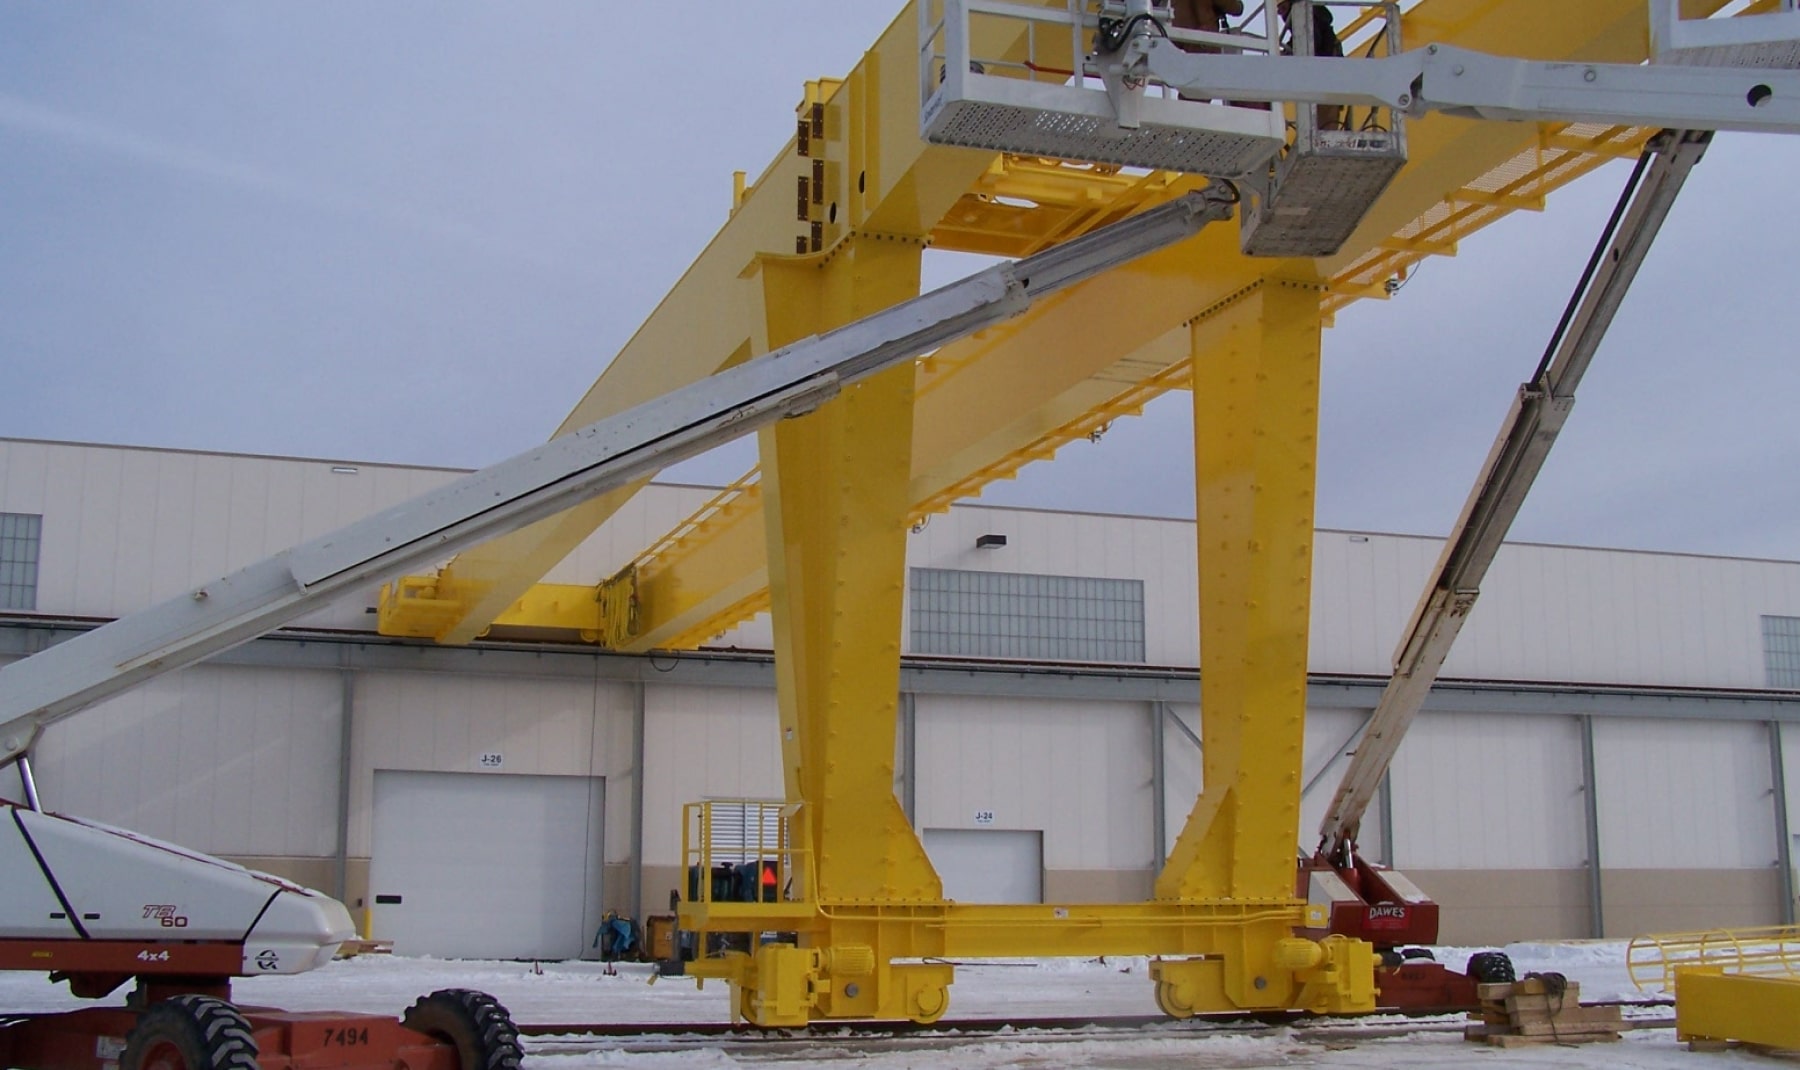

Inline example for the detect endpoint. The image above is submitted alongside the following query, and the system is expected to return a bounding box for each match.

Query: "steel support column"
[1159,278,1323,904]
[630,680,647,925]
[1772,720,1794,926]
[1580,714,1606,938]
[1377,774,1395,866]
[900,691,917,824]
[1151,701,1168,866]
[1149,276,1344,1015]
[334,653,355,905]
[757,235,947,1022]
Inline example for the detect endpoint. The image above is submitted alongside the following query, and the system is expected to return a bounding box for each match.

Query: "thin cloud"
[0,92,553,269]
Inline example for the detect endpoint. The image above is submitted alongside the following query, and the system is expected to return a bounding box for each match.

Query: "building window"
[1765,615,1800,689]
[0,513,41,611]
[910,567,1146,662]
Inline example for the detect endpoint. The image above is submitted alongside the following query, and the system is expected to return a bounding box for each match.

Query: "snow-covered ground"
[0,941,1758,1068]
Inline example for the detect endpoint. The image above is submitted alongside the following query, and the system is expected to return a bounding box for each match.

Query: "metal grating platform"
[1241,127,1407,259]
[1659,40,1800,69]
[923,75,1286,178]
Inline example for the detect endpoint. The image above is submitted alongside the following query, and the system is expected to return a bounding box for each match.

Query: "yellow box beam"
[1677,968,1800,1051]
[392,0,1719,649]
[382,3,1065,646]
[1158,277,1321,908]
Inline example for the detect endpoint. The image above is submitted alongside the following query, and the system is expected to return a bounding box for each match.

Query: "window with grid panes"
[0,513,41,611]
[910,567,1146,662]
[1764,615,1800,688]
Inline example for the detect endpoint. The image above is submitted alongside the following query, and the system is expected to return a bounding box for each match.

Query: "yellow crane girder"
[483,35,1680,652]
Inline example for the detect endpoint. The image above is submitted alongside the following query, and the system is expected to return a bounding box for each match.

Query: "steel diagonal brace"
[1315,130,1713,856]
[0,187,1238,768]
[1139,41,1800,134]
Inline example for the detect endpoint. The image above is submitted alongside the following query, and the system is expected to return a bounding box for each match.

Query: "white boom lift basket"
[922,0,1800,258]
[1653,0,1800,68]
[918,0,1287,177]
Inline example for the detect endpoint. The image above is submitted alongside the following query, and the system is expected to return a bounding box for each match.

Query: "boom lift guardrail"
[922,0,1800,253]
[0,188,1235,1070]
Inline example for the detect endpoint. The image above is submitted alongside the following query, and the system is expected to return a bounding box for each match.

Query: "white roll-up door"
[922,828,1043,904]
[370,770,603,959]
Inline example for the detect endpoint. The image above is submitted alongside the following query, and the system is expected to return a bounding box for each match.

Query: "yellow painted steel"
[1675,968,1800,1051]
[1159,277,1322,905]
[582,118,1652,653]
[374,0,1752,1027]
[384,0,1722,649]
[378,4,1066,646]
[1628,925,1800,993]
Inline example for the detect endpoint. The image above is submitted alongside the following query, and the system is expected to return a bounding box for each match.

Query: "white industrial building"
[2,436,1797,960]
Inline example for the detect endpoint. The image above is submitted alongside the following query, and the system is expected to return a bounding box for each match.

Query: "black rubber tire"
[401,988,523,1070]
[1465,950,1517,984]
[121,995,260,1070]
[1399,947,1436,961]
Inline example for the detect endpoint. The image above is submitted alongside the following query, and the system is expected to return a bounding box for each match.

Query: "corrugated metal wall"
[11,438,1800,688]
[1391,713,1587,871]
[640,685,782,868]
[349,672,635,861]
[7,438,1800,943]
[914,695,1153,873]
[26,661,341,858]
[1593,718,1775,870]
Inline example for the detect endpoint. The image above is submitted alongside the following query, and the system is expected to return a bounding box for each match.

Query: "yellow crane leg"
[1149,274,1375,1016]
[749,235,950,1025]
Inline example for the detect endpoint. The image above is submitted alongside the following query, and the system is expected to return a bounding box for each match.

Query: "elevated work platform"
[919,0,1285,175]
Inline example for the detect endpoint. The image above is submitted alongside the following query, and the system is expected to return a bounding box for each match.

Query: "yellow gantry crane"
[371,0,1800,1027]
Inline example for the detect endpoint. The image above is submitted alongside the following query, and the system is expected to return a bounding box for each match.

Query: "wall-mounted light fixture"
[975,533,1007,550]
[329,465,360,475]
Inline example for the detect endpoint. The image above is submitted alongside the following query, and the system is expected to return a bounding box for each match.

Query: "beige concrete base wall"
[642,864,686,921]
[604,862,636,916]
[1601,869,1783,937]
[1043,869,1155,904]
[1405,870,1592,947]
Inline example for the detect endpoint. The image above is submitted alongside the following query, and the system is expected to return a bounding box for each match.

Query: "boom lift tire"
[120,995,259,1070]
[1464,951,1516,985]
[399,989,523,1070]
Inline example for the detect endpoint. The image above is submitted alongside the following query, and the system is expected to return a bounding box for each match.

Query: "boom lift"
[643,0,1800,1029]
[0,193,1232,1069]
[1300,125,1716,1012]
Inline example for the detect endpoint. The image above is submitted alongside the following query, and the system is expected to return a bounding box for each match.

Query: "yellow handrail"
[1627,925,1800,993]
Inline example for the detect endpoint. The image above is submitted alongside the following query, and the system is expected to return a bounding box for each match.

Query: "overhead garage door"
[371,770,603,960]
[923,828,1043,904]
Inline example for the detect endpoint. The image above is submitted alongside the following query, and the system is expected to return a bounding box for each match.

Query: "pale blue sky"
[3,4,1797,560]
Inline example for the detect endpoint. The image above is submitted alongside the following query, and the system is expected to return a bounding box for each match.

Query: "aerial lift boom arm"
[1316,129,1714,860]
[1126,12,1800,135]
[0,186,1236,771]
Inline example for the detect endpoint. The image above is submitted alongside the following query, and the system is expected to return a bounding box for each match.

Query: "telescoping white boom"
[0,185,1238,772]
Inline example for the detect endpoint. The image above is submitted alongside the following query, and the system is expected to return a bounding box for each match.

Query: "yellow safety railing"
[1627,924,1800,993]
[681,799,815,907]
